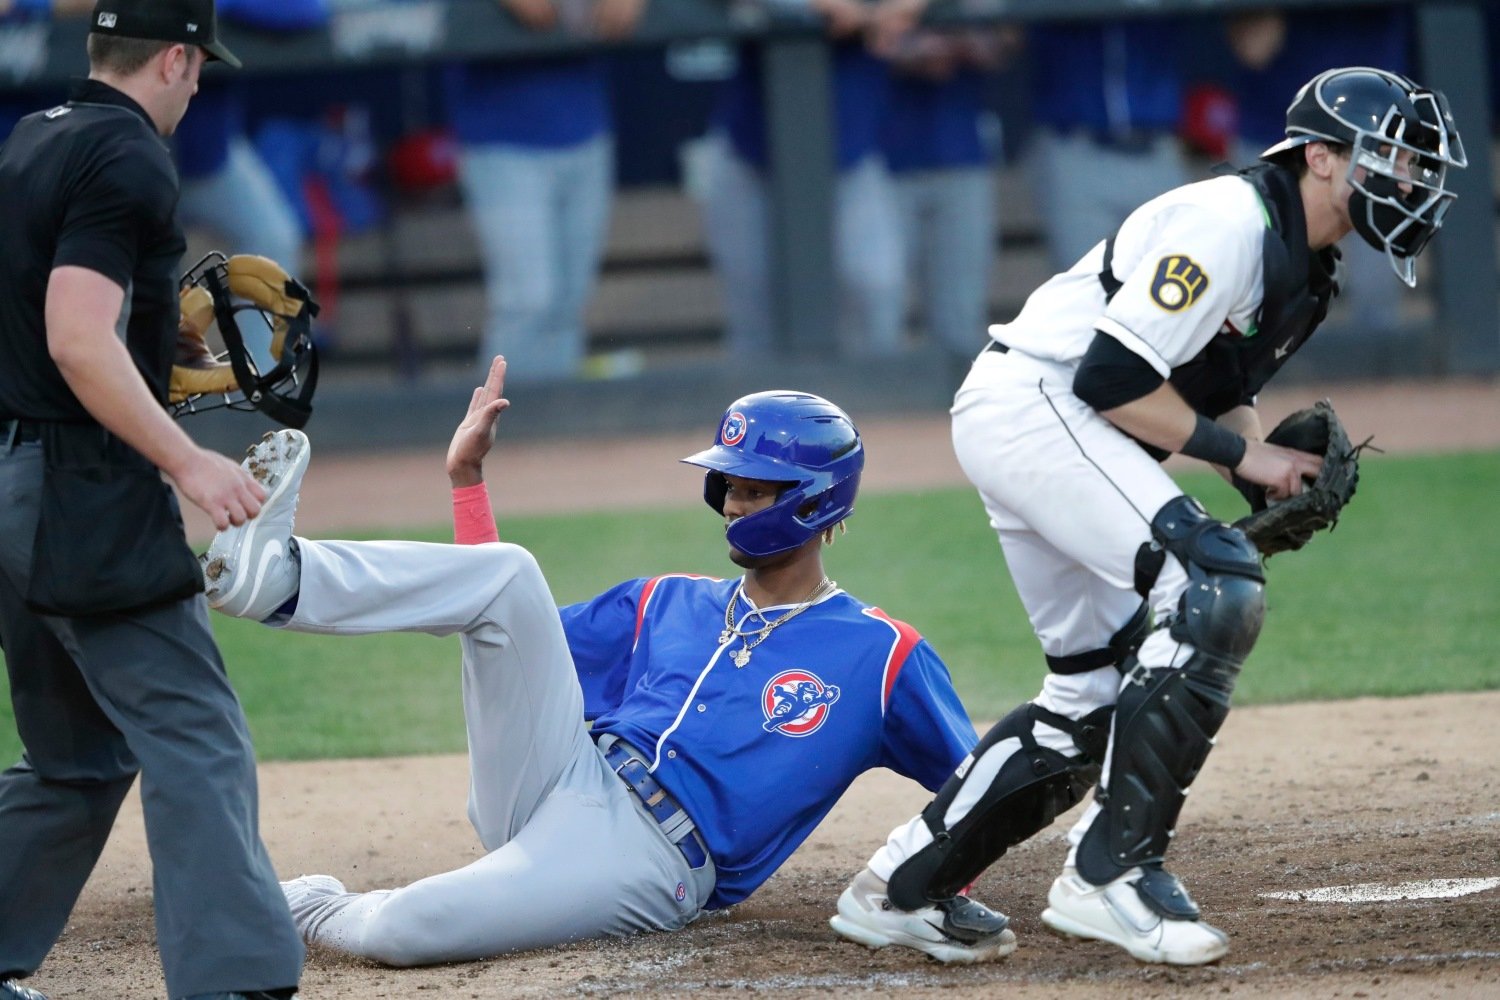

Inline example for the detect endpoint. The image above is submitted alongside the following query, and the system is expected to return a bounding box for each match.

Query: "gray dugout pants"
[700,132,907,358]
[0,439,303,998]
[273,538,713,966]
[1026,128,1189,272]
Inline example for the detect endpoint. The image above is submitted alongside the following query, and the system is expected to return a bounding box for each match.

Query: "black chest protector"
[1163,163,1340,419]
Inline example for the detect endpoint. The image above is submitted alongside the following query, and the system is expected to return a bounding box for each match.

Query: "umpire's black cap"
[89,0,241,69]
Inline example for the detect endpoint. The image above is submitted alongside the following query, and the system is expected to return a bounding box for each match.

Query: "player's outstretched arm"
[446,355,511,489]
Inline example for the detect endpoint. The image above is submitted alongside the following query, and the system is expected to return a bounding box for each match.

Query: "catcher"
[830,66,1463,966]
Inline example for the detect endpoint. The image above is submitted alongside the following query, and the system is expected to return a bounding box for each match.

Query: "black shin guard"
[1075,496,1266,905]
[886,703,1113,910]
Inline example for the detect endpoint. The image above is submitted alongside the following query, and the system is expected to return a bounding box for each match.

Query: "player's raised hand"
[447,355,511,488]
[1235,438,1324,502]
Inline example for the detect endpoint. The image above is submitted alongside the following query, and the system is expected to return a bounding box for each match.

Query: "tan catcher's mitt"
[1233,400,1369,556]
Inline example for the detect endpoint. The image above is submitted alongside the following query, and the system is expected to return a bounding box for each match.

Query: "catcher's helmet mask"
[682,391,864,559]
[173,251,320,428]
[1261,66,1466,287]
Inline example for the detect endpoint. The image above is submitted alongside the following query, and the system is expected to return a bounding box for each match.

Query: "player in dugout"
[829,65,1467,967]
[199,356,1014,966]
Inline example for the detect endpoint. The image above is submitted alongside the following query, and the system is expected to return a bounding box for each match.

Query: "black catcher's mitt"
[1233,400,1367,556]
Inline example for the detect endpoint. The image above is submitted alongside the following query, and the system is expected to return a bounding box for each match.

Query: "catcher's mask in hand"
[171,251,320,429]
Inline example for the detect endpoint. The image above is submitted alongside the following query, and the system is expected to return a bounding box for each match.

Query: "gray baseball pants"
[274,538,713,965]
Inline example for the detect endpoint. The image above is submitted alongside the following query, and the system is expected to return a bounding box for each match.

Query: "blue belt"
[601,740,710,871]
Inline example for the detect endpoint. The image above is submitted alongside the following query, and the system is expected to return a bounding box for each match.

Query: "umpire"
[0,3,303,999]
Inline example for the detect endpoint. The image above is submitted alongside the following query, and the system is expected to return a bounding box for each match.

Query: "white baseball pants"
[870,346,1201,876]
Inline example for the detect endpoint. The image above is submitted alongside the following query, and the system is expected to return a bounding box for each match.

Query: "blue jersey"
[561,574,976,909]
[881,67,993,175]
[442,58,611,150]
[1028,20,1183,135]
[713,41,892,171]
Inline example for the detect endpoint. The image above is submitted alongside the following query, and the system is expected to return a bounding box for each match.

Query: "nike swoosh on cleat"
[239,538,284,615]
[923,918,956,941]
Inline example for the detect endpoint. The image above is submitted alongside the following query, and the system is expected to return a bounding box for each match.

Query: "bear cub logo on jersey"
[721,411,747,447]
[762,670,841,736]
[1150,254,1209,312]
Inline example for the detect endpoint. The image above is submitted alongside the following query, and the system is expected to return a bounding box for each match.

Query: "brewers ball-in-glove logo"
[1149,254,1209,311]
[721,411,747,446]
[762,670,840,736]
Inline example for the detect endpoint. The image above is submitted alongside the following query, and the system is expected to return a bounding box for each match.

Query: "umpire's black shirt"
[0,79,185,421]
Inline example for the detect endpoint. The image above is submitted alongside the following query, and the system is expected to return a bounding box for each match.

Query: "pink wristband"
[452,483,499,545]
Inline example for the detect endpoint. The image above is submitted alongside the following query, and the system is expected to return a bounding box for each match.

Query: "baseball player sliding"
[830,67,1467,965]
[199,357,1008,965]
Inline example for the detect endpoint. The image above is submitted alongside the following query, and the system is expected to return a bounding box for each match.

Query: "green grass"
[2,451,1496,762]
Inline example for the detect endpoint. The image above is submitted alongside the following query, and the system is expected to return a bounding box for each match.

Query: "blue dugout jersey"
[561,574,976,909]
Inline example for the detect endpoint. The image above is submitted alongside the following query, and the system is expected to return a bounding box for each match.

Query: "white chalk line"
[1260,876,1500,903]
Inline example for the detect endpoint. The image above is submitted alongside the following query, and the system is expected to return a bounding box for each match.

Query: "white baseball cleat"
[1041,866,1229,965]
[202,429,310,621]
[829,867,1017,964]
[281,874,349,941]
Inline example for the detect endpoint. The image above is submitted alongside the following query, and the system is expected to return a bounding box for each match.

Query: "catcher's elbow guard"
[170,250,320,428]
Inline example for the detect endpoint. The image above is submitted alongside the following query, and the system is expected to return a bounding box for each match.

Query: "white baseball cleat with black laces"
[829,867,1016,964]
[1041,865,1229,965]
[201,429,310,621]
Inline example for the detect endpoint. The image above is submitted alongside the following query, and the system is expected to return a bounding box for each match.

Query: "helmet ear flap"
[704,471,729,515]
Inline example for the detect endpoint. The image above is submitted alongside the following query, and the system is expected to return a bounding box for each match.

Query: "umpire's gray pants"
[0,439,304,998]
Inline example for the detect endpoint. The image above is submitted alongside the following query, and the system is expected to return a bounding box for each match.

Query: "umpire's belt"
[1,419,42,450]
[600,737,711,870]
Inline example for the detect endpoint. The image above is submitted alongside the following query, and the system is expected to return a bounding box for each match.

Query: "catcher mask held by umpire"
[171,251,320,428]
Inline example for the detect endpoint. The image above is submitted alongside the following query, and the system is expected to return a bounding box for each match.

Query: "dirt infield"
[37,694,1500,998]
[32,378,1500,998]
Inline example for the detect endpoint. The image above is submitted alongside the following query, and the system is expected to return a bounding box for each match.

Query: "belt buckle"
[603,741,709,871]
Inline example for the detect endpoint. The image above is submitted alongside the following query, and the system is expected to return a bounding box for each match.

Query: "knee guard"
[886,702,1114,910]
[1076,496,1266,904]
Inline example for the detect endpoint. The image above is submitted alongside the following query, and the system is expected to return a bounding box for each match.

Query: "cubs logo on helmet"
[721,411,748,446]
[761,670,841,736]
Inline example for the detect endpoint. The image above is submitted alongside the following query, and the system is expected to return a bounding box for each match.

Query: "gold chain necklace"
[718,578,836,668]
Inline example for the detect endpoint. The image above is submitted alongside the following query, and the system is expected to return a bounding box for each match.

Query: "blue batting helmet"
[682,391,864,558]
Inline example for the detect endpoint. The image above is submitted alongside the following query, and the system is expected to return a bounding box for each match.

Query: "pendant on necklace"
[718,629,732,645]
[732,647,752,668]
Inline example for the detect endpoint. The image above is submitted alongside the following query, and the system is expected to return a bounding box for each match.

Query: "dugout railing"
[3,0,1493,449]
